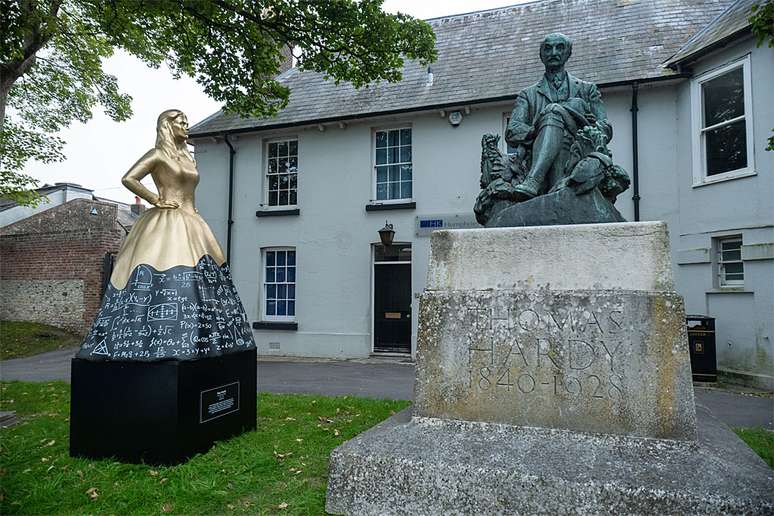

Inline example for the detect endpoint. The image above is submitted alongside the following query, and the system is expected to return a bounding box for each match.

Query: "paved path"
[0,347,76,382]
[693,387,773,430]
[2,348,771,429]
[257,360,415,400]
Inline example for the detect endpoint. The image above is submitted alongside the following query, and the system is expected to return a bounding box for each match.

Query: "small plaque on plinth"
[200,381,240,423]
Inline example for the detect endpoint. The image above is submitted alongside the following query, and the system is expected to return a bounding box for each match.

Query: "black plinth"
[70,348,257,465]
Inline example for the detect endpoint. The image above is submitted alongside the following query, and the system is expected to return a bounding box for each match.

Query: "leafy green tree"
[750,0,773,150]
[0,0,436,205]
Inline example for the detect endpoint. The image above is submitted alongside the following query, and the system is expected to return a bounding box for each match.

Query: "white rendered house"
[190,0,773,390]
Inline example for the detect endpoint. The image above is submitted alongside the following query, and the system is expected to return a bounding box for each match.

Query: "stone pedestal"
[414,222,695,440]
[326,222,774,514]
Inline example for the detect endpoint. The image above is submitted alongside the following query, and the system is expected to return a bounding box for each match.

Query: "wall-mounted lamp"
[378,221,395,247]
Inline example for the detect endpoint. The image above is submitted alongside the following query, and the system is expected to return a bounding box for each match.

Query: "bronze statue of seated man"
[506,33,612,199]
[473,33,630,227]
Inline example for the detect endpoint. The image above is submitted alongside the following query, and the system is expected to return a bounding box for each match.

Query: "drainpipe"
[630,82,641,221]
[224,134,235,264]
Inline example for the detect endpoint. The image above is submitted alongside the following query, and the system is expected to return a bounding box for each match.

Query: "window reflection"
[375,128,413,201]
[700,65,748,177]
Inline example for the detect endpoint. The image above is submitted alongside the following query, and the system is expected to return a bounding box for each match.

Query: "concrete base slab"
[719,368,774,393]
[326,406,774,515]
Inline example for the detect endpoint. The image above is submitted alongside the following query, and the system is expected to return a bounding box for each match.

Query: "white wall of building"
[670,38,774,389]
[194,89,644,359]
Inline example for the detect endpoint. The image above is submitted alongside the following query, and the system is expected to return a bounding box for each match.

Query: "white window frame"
[261,247,297,322]
[715,236,744,288]
[691,55,755,187]
[372,126,413,203]
[263,137,299,209]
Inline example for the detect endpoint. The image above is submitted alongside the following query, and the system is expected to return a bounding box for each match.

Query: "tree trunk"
[0,79,11,135]
[0,0,62,135]
[0,54,39,136]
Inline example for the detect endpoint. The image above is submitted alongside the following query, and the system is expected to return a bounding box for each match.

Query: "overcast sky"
[23,1,526,204]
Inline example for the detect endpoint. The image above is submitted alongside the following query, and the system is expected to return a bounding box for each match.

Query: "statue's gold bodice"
[109,149,225,289]
[151,155,200,214]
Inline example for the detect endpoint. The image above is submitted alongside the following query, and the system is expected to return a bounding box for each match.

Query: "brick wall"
[0,199,126,335]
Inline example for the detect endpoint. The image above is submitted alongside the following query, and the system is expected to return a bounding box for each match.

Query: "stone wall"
[0,199,126,334]
[0,197,120,235]
[0,279,86,332]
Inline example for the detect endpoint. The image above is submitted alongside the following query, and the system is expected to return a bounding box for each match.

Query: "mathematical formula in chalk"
[77,255,256,362]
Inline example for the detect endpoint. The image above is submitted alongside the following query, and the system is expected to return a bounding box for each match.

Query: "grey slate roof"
[665,0,756,67]
[115,207,140,229]
[189,0,732,137]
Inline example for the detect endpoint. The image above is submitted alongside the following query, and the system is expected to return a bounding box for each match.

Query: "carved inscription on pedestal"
[465,303,626,402]
[415,289,693,438]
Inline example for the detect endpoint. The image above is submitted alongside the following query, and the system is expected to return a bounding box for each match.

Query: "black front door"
[373,263,411,353]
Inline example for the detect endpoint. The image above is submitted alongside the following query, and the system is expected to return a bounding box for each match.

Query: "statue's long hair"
[155,109,195,163]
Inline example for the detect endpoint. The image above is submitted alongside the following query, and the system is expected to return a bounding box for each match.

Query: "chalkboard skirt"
[69,348,257,465]
[76,256,256,362]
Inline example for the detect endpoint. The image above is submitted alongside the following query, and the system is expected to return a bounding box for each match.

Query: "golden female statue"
[76,109,255,361]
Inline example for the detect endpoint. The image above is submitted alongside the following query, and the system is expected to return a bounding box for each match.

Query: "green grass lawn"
[2,381,772,514]
[0,321,81,361]
[734,427,774,469]
[0,381,409,515]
